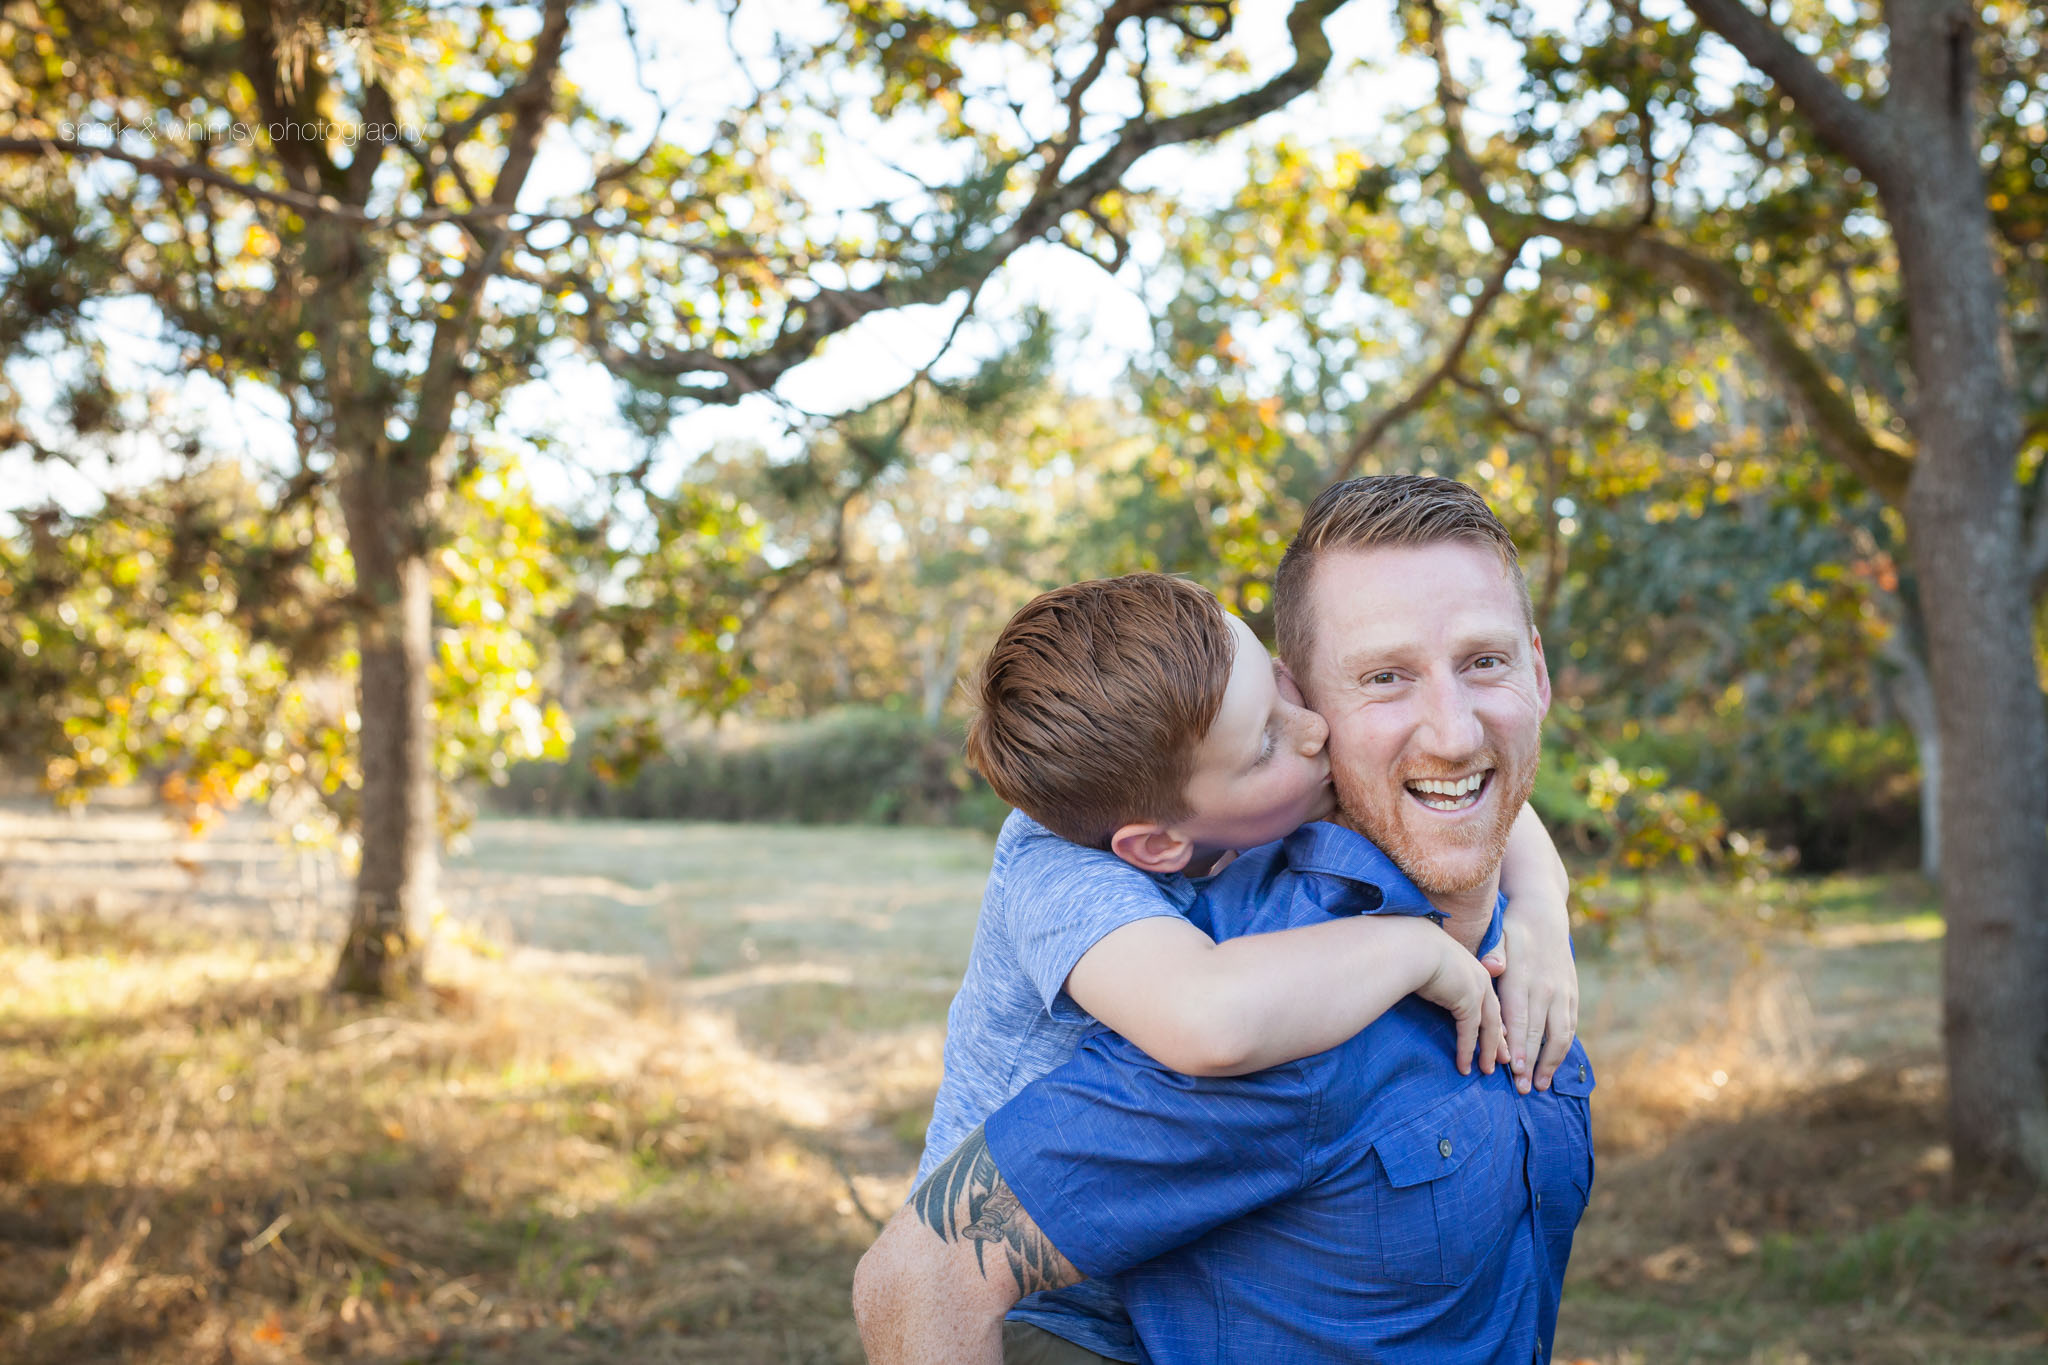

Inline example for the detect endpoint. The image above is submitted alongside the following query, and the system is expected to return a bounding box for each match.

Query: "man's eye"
[1365,671,1397,686]
[1473,655,1506,670]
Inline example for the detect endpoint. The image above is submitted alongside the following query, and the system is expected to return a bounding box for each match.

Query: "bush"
[1623,721,1922,873]
[488,707,1008,829]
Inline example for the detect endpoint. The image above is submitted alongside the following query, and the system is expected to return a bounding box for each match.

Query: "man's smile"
[1403,769,1493,814]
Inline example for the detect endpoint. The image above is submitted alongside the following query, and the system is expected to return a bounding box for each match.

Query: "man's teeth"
[1409,774,1484,797]
[1406,773,1487,811]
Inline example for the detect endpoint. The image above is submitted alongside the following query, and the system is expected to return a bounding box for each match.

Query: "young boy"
[918,572,1578,1364]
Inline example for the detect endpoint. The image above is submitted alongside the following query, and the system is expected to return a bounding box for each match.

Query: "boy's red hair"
[966,574,1235,848]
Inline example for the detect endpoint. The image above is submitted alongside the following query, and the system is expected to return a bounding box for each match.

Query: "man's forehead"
[1308,542,1519,612]
[1304,544,1522,658]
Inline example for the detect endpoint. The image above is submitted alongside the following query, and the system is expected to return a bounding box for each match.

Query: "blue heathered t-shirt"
[916,809,1200,1362]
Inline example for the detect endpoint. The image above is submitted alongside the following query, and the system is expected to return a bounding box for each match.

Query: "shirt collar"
[1280,820,1506,958]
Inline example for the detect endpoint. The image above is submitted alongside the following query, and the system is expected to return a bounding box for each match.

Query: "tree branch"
[345,80,399,204]
[0,136,718,241]
[1422,0,1913,505]
[233,0,342,196]
[402,0,575,468]
[595,0,1349,400]
[1329,243,1523,483]
[0,135,384,222]
[1041,0,1145,186]
[1021,0,1344,229]
[1452,368,1571,628]
[1681,0,1899,179]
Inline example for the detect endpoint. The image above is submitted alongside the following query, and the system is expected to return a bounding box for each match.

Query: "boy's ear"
[1109,822,1196,875]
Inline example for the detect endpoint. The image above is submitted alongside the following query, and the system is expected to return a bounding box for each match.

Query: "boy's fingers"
[1532,996,1578,1090]
[1478,990,1504,1076]
[1480,946,1507,978]
[1518,988,1549,1092]
[1498,982,1532,1085]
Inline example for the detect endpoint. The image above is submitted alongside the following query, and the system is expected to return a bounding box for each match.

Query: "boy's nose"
[1294,704,1329,755]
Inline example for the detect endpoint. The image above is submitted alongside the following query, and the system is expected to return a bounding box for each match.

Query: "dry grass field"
[1,802,2043,1363]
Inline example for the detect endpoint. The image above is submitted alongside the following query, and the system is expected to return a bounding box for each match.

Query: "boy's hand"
[1413,933,1506,1078]
[1498,911,1578,1094]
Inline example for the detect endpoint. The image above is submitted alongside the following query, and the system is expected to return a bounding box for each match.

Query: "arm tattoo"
[910,1125,1079,1298]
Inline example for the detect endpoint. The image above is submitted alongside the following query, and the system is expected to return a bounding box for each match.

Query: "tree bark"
[305,204,441,999]
[1878,0,2048,1186]
[332,451,438,998]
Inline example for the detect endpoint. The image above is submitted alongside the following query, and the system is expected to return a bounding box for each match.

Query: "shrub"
[488,707,1007,829]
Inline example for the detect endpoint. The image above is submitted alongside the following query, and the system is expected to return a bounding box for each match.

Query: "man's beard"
[1331,738,1539,896]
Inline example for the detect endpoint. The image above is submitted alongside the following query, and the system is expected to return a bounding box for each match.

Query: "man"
[854,475,1595,1364]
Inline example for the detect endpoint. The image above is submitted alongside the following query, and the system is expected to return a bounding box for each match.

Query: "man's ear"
[1110,822,1196,875]
[1529,628,1553,717]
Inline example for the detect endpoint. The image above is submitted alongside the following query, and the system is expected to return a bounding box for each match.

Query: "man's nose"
[1416,678,1484,758]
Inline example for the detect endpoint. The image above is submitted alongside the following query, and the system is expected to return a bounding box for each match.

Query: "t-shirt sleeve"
[981,1030,1319,1279]
[1001,826,1192,1022]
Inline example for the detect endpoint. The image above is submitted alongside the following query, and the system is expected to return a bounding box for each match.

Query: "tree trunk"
[919,608,966,728]
[332,451,438,998]
[1883,0,2048,1186]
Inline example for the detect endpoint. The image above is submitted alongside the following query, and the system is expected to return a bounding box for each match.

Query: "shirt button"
[1438,1138,1453,1159]
[1578,1064,1588,1083]
[1534,1192,1543,1210]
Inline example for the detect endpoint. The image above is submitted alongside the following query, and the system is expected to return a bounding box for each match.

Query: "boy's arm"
[1496,803,1579,1094]
[1065,910,1505,1078]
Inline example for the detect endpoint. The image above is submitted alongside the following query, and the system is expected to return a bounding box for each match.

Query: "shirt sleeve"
[981,1029,1320,1279]
[1000,825,1193,1022]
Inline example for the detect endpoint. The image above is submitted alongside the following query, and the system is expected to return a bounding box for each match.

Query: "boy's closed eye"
[1252,724,1278,767]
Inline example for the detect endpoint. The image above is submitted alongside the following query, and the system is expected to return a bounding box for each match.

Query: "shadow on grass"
[0,943,876,1365]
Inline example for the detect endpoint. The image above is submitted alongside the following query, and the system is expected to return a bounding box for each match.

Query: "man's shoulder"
[1198,822,1433,942]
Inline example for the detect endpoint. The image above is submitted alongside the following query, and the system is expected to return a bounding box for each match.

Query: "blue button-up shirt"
[983,821,1596,1364]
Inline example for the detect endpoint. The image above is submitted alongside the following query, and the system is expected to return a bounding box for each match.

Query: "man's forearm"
[854,1126,1080,1364]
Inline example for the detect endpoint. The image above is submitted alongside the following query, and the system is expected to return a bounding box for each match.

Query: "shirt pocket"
[1368,1083,1524,1286]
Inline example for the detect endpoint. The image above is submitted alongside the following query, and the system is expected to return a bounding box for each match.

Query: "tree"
[1,0,1349,996]
[0,453,573,846]
[1399,0,2046,1184]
